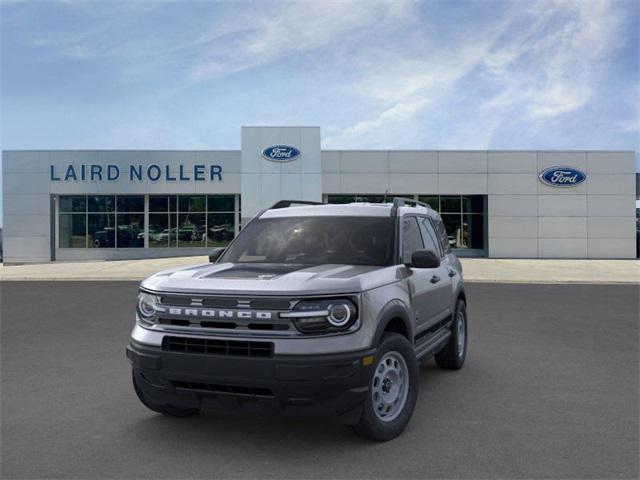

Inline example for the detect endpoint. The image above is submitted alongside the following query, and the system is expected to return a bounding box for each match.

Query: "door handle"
[430,275,441,284]
[448,269,457,277]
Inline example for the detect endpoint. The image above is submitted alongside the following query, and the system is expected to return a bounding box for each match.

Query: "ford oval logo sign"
[261,145,301,162]
[538,166,586,188]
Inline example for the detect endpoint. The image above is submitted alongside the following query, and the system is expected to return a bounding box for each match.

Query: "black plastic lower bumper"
[126,340,376,424]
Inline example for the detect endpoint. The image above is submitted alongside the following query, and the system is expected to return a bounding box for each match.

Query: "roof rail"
[270,200,324,209]
[392,197,430,209]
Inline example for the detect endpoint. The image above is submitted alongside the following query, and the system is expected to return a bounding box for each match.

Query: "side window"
[435,218,451,254]
[402,216,424,263]
[418,217,442,257]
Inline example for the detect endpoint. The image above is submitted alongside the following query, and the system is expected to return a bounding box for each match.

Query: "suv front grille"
[162,336,274,357]
[159,295,293,310]
[171,380,274,397]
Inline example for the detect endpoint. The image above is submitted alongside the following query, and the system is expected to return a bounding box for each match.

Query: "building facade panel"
[3,214,50,237]
[586,174,636,195]
[339,151,388,173]
[488,195,538,217]
[489,238,538,258]
[388,174,438,194]
[538,195,587,217]
[587,217,637,238]
[438,151,487,173]
[388,151,438,173]
[587,238,637,258]
[438,174,487,194]
[538,238,588,258]
[587,152,635,174]
[488,151,537,173]
[488,174,538,194]
[587,195,636,217]
[538,217,588,238]
[1,128,636,262]
[538,151,587,172]
[488,217,538,238]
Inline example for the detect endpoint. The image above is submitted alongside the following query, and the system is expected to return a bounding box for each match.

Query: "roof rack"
[270,200,324,209]
[392,197,430,209]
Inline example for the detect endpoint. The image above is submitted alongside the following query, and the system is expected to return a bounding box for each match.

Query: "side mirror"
[408,249,440,269]
[208,247,226,263]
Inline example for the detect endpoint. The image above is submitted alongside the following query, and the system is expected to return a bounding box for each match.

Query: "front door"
[402,216,450,335]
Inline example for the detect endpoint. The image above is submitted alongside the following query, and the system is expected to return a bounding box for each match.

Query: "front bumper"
[127,340,376,423]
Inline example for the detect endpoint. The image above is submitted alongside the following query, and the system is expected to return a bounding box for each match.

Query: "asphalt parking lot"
[1,282,638,479]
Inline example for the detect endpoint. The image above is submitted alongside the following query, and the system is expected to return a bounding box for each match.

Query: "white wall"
[2,143,636,262]
[2,150,240,263]
[323,149,636,259]
[240,127,322,224]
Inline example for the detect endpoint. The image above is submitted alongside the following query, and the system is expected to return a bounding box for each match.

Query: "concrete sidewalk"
[0,257,638,284]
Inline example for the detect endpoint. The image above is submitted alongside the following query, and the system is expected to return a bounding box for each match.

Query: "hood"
[140,262,403,296]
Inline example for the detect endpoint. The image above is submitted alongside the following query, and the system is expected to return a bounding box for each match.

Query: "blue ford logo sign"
[538,166,586,188]
[261,145,301,162]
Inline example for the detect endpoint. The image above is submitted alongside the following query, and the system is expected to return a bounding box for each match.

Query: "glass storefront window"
[207,195,235,211]
[418,196,439,210]
[178,195,206,212]
[59,214,86,247]
[149,213,171,248]
[59,196,86,213]
[463,195,484,213]
[117,196,144,213]
[88,213,116,248]
[207,213,235,246]
[463,213,485,249]
[440,196,461,213]
[88,196,115,212]
[59,194,238,250]
[149,196,168,212]
[327,195,357,204]
[117,213,144,248]
[177,213,206,247]
[441,214,462,249]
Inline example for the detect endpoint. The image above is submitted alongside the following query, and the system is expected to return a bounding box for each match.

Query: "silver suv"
[127,198,467,440]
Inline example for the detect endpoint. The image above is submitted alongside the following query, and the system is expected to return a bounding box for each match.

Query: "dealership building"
[1,126,637,263]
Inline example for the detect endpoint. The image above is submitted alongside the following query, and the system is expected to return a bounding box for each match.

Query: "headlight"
[137,291,160,325]
[282,298,358,333]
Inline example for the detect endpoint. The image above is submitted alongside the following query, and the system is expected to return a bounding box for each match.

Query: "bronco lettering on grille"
[160,307,273,320]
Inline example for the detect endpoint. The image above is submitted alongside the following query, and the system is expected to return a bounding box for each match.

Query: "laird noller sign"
[50,163,223,182]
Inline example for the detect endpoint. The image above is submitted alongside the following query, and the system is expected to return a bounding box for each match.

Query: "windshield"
[221,216,395,266]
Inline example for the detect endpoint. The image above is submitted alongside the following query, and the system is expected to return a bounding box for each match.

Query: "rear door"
[417,216,453,329]
[402,216,446,335]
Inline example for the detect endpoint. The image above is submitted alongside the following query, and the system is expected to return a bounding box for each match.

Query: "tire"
[132,371,200,417]
[352,333,419,441]
[435,299,467,370]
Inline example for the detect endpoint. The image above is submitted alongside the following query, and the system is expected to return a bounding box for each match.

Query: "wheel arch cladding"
[372,302,414,346]
[457,288,466,304]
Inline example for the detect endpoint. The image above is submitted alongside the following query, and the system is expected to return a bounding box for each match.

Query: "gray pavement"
[1,257,639,284]
[1,282,638,479]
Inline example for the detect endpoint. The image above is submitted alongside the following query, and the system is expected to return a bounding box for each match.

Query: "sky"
[1,0,639,223]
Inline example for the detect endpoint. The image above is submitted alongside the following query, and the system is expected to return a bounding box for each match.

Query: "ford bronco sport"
[127,198,467,440]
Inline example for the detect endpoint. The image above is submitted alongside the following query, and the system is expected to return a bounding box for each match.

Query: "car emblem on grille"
[190,298,204,306]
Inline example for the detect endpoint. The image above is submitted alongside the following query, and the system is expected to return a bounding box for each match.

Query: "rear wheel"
[132,371,200,417]
[352,333,419,441]
[435,299,467,370]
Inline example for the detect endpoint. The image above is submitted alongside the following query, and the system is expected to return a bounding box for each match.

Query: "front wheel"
[352,333,419,441]
[435,299,467,370]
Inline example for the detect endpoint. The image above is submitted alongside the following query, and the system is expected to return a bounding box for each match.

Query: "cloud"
[325,0,629,147]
